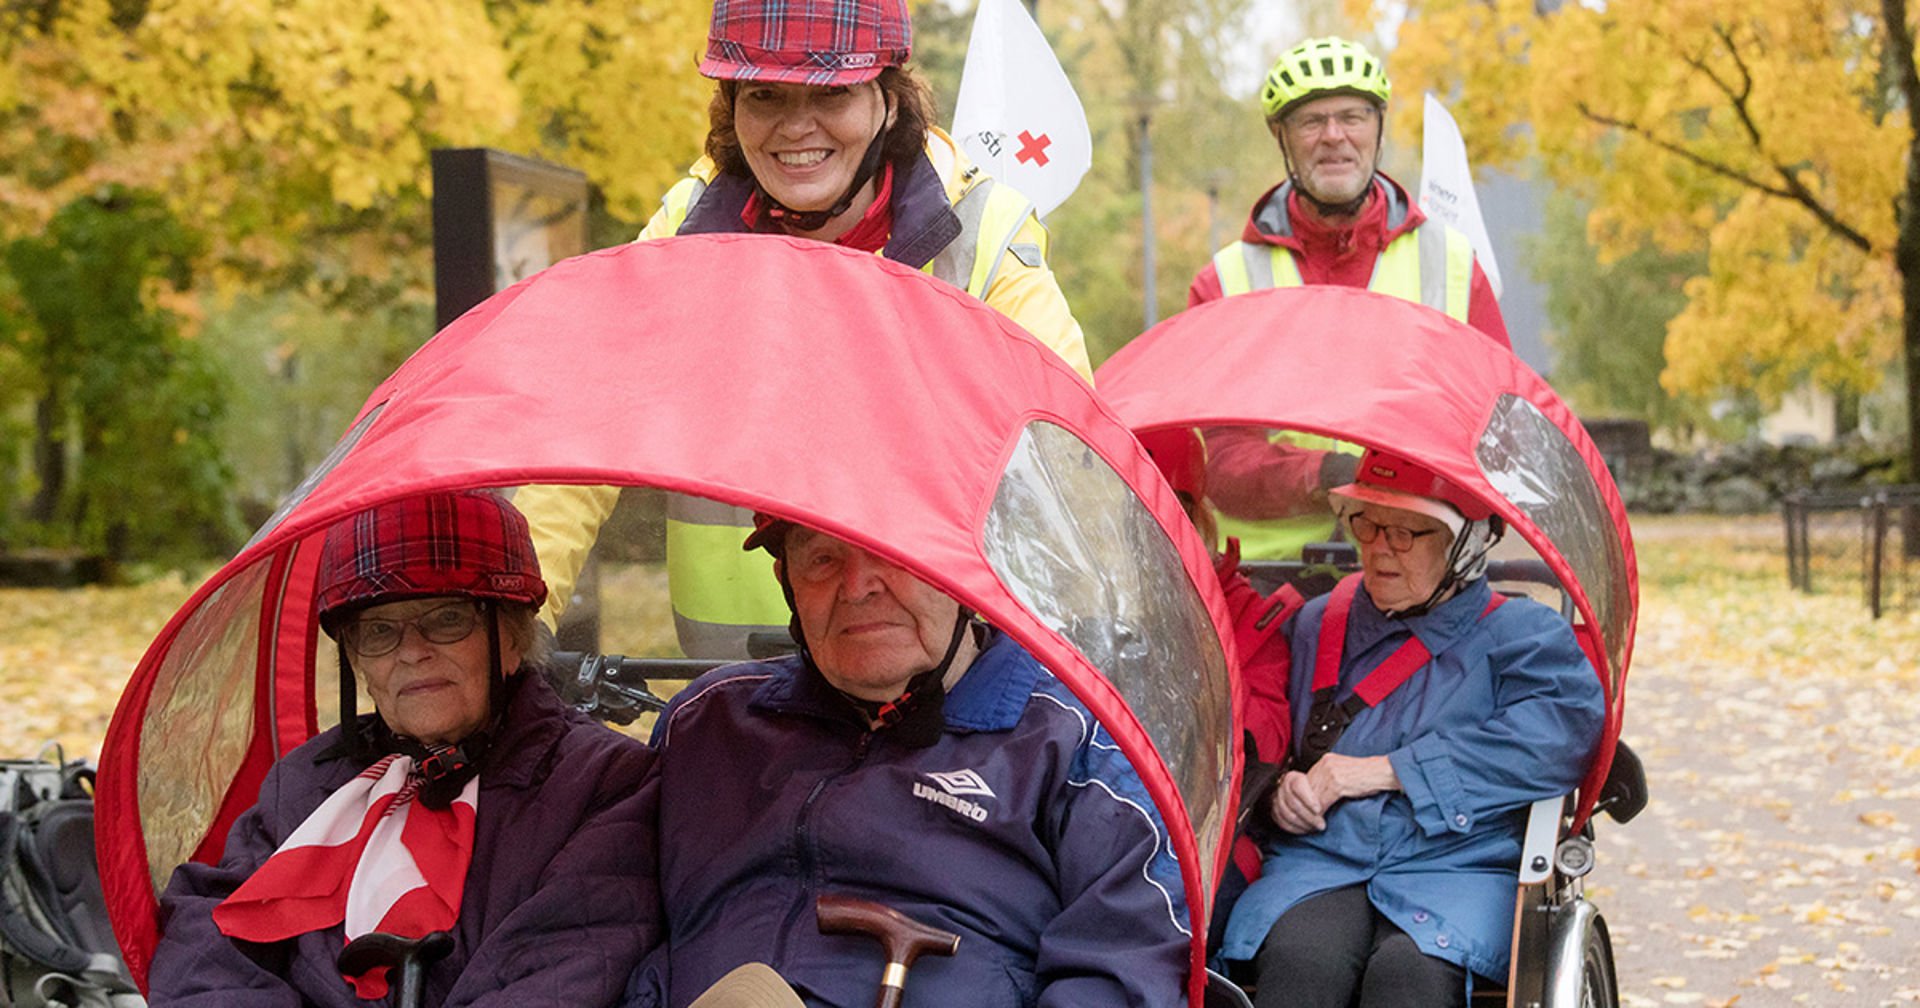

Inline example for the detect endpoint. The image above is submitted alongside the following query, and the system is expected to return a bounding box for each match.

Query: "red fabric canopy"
[99,235,1235,1002]
[1096,284,1637,828]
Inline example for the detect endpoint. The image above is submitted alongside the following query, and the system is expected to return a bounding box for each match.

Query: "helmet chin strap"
[1389,518,1504,619]
[760,112,891,234]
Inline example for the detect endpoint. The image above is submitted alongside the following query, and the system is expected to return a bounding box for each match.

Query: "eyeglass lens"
[344,602,481,657]
[1288,107,1376,137]
[1346,514,1428,552]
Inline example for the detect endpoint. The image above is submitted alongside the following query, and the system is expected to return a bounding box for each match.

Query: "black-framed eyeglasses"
[1345,513,1441,553]
[342,601,484,657]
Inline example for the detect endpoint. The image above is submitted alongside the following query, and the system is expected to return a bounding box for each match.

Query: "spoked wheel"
[1580,918,1618,1008]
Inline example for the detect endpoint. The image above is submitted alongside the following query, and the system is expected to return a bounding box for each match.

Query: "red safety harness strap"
[1297,573,1504,768]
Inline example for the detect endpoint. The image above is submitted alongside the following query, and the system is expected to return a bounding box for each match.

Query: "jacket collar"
[678,145,962,270]
[1243,171,1424,249]
[1345,575,1494,660]
[748,630,1037,734]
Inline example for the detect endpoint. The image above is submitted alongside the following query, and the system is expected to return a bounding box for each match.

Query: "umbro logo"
[924,769,995,798]
[912,768,996,822]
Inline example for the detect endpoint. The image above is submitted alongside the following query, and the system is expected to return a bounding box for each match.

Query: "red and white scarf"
[212,753,477,998]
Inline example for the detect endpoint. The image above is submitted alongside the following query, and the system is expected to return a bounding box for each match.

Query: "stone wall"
[1610,435,1903,514]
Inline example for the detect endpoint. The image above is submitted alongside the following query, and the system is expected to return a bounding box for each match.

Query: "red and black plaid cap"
[700,0,912,86]
[315,490,547,632]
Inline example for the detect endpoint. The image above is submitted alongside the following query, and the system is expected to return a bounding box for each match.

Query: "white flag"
[1417,92,1502,298]
[950,0,1091,219]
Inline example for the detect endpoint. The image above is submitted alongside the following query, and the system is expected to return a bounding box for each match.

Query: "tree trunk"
[28,387,65,525]
[1886,0,1920,482]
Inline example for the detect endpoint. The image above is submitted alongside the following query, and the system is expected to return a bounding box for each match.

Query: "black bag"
[0,750,144,1008]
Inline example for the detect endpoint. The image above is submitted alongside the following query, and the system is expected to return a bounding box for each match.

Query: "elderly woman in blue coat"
[1223,449,1605,1008]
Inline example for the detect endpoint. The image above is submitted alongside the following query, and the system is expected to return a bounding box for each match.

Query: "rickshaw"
[1094,284,1647,1008]
[93,234,1245,1006]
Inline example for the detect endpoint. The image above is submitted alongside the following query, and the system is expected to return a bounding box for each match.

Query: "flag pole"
[1139,107,1157,328]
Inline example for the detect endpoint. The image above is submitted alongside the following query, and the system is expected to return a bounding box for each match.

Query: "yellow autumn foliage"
[0,0,709,280]
[1377,0,1910,409]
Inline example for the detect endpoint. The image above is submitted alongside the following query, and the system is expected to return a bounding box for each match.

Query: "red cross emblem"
[1015,130,1052,167]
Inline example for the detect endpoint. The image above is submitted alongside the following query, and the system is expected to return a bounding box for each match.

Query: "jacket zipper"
[773,729,875,962]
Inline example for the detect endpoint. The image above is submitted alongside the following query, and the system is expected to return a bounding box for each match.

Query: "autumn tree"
[1529,191,1718,436]
[2,186,239,561]
[1376,0,1917,469]
[0,0,712,552]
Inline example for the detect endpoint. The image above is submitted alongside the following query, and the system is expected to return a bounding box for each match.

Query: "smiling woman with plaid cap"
[147,490,661,1008]
[662,0,1088,384]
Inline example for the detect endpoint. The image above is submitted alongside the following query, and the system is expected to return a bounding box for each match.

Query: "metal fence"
[1782,486,1920,617]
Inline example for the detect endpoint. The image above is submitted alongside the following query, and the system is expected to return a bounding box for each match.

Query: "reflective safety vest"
[661,173,1046,658]
[1209,219,1476,320]
[1205,221,1475,560]
[1211,431,1349,563]
[657,173,1044,301]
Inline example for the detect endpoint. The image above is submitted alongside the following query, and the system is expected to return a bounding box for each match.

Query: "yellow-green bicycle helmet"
[1260,37,1391,121]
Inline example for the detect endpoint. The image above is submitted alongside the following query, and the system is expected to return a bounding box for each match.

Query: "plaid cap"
[700,0,912,86]
[315,490,547,633]
[1328,447,1493,529]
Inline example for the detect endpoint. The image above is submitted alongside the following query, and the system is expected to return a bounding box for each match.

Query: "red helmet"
[315,490,547,633]
[700,0,912,85]
[1329,447,1493,528]
[1138,427,1207,501]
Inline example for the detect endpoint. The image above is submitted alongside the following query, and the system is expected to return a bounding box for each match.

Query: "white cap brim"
[1329,483,1466,539]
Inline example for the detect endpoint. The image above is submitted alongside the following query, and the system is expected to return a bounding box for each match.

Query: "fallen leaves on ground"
[0,571,202,761]
[1606,514,1920,1006]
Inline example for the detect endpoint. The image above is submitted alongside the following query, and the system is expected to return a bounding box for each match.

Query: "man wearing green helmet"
[1183,37,1510,566]
[1187,35,1506,338]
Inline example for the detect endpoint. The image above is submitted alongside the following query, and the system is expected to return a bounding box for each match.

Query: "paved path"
[1594,517,1920,1006]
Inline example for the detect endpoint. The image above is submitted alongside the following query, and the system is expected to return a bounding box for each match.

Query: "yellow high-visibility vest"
[654,165,1067,657]
[1209,220,1475,319]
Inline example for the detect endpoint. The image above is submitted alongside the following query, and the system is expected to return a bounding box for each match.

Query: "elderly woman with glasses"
[1218,449,1605,1008]
[148,490,660,1008]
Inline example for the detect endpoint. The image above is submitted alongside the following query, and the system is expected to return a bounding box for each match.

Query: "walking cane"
[815,893,959,1008]
[337,930,454,1008]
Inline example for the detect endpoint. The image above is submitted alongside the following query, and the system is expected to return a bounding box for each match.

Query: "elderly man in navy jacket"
[628,516,1188,1008]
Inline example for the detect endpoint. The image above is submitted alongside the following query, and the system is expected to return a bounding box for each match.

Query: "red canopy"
[1096,285,1637,827]
[99,235,1236,1002]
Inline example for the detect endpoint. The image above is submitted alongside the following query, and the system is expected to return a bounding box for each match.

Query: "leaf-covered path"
[1,514,1915,1003]
[1598,516,1920,1006]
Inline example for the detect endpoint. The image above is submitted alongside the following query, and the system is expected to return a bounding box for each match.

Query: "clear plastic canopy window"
[245,404,386,551]
[1476,394,1630,687]
[983,421,1232,891]
[138,561,271,889]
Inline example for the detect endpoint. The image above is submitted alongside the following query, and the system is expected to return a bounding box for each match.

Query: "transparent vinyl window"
[984,422,1233,894]
[138,560,268,891]
[1477,395,1632,688]
[244,403,385,551]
